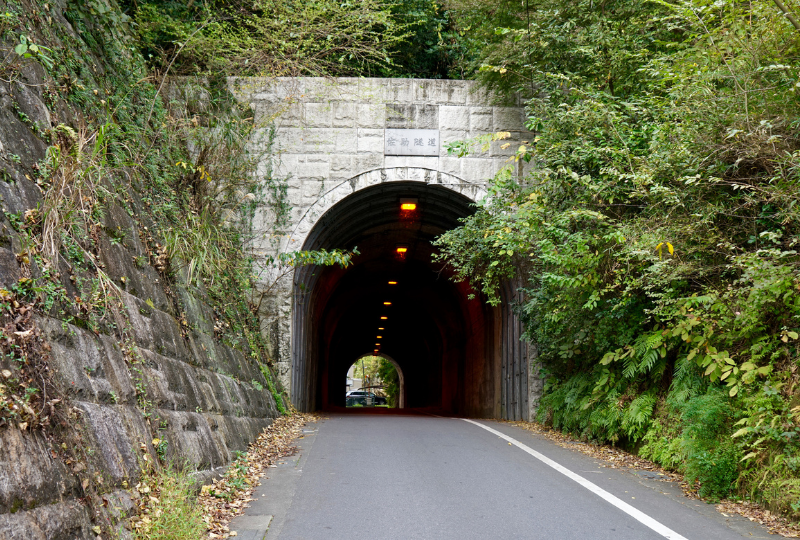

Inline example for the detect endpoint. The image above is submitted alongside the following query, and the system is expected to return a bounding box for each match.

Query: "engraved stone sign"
[384,129,439,156]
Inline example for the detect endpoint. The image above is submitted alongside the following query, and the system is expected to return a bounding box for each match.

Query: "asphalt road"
[231,413,773,540]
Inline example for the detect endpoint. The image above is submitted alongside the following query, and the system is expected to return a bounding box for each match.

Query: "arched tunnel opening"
[345,354,404,408]
[291,178,532,419]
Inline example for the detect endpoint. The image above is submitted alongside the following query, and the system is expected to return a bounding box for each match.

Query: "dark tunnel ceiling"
[300,181,477,253]
[294,181,490,410]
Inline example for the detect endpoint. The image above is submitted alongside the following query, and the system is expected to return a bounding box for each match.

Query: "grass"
[131,464,206,540]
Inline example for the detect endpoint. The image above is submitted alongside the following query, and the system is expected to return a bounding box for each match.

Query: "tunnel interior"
[291,180,508,417]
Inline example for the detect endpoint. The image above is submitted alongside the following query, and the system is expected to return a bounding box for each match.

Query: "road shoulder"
[228,420,321,540]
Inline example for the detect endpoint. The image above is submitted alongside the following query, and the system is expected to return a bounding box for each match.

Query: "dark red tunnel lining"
[291,180,527,419]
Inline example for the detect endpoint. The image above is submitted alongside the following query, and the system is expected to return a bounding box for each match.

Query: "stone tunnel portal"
[291,180,508,417]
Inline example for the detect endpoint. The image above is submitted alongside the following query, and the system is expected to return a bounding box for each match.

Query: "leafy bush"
[129,0,409,76]
[129,0,480,78]
[377,358,400,407]
[435,0,800,515]
[679,392,740,499]
[690,445,740,500]
[639,419,684,471]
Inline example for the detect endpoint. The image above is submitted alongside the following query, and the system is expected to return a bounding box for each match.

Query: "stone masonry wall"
[0,2,279,538]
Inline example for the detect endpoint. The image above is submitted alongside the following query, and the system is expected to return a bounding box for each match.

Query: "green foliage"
[443,0,674,92]
[385,0,470,78]
[126,0,483,78]
[351,355,382,384]
[435,0,800,513]
[639,418,684,471]
[132,464,206,539]
[680,391,740,499]
[130,0,409,76]
[377,358,400,407]
[13,34,53,69]
[260,364,287,415]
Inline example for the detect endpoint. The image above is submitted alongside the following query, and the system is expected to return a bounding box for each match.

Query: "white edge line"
[462,419,689,540]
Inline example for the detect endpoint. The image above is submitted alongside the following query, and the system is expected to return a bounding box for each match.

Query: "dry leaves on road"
[199,412,316,539]
[716,502,800,538]
[507,420,680,481]
[507,420,800,538]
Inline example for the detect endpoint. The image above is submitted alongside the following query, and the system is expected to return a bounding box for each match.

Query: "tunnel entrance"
[290,175,534,419]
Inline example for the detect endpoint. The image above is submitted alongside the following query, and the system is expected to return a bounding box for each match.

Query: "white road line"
[463,419,689,540]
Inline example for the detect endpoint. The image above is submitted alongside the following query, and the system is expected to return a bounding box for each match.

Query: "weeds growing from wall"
[131,462,206,540]
[0,292,62,430]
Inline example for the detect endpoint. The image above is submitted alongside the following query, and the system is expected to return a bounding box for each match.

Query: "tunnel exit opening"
[345,354,405,408]
[290,174,533,419]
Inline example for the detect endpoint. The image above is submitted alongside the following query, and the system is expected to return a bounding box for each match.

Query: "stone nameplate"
[384,129,439,156]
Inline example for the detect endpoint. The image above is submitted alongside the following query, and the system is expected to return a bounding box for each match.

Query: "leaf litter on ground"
[199,412,317,539]
[507,420,800,538]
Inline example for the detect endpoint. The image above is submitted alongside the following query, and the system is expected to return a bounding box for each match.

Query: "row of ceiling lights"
[373,198,418,355]
[374,281,397,354]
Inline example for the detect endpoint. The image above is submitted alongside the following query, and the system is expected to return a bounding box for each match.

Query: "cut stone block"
[470,107,494,132]
[304,103,332,128]
[439,106,470,131]
[357,129,385,153]
[332,101,356,128]
[385,156,439,170]
[356,103,386,128]
[493,107,524,131]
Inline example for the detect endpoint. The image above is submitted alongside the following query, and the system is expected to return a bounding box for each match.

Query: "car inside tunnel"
[290,180,513,417]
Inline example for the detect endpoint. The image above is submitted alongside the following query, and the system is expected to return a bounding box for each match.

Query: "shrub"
[679,391,740,500]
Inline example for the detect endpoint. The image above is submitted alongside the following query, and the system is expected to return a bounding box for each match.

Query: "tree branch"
[771,0,800,32]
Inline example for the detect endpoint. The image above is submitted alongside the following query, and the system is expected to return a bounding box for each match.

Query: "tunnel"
[290,177,533,419]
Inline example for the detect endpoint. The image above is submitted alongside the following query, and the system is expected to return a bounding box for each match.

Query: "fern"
[640,349,660,374]
[623,354,639,378]
[622,391,657,441]
[669,355,704,403]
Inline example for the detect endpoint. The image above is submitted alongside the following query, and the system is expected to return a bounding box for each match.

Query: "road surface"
[231,413,772,540]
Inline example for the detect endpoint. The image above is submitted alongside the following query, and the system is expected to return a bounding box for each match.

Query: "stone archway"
[285,167,486,254]
[244,77,539,419]
[289,177,529,418]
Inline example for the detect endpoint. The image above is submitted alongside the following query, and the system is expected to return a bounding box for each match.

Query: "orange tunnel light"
[400,197,418,211]
[383,301,392,305]
[377,336,382,339]
[378,327,384,330]
[380,316,388,320]
[388,281,397,285]
[396,246,408,254]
